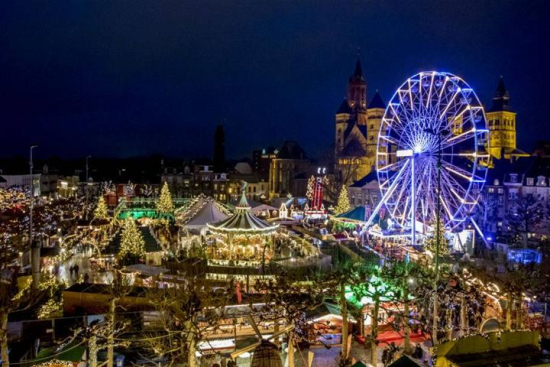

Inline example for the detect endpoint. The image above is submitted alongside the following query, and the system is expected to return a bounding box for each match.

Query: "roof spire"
[236,181,250,209]
[368,90,385,109]
[489,76,511,112]
[494,76,509,99]
[353,58,363,79]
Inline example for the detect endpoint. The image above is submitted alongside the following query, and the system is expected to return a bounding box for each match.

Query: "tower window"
[495,119,500,126]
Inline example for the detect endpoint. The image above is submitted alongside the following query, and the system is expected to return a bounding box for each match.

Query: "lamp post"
[85,155,92,218]
[29,145,40,291]
[29,145,37,244]
[424,127,449,345]
[86,155,92,184]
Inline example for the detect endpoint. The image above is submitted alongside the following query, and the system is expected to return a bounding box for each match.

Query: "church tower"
[347,59,368,118]
[334,57,375,185]
[486,77,519,159]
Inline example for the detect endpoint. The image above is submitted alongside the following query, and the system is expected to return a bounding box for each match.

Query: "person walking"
[74,264,80,279]
[84,273,90,284]
[69,265,74,278]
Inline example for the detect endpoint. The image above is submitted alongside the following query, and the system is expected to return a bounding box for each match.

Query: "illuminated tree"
[424,218,450,260]
[141,278,232,367]
[334,186,351,215]
[157,182,174,215]
[306,175,315,201]
[118,219,145,265]
[93,196,109,221]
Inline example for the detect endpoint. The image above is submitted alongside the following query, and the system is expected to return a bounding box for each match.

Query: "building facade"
[480,152,550,244]
[335,58,385,184]
[269,141,311,199]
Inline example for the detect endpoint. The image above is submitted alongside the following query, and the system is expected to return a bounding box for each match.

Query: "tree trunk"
[506,293,513,331]
[340,282,349,359]
[432,292,439,345]
[186,321,197,367]
[89,335,98,367]
[516,294,523,329]
[274,322,280,347]
[370,295,380,366]
[446,308,453,341]
[188,336,196,367]
[1,312,9,367]
[107,297,117,367]
[403,286,412,354]
[287,332,295,367]
[460,295,467,336]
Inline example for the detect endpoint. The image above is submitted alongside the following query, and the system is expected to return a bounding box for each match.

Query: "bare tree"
[140,277,233,367]
[506,195,546,248]
[318,143,367,204]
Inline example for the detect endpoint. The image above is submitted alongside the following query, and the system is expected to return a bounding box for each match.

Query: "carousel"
[206,183,279,267]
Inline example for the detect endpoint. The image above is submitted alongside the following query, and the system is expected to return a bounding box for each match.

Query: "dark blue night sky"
[1,0,549,160]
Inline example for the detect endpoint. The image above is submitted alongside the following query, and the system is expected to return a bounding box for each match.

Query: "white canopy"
[183,200,229,229]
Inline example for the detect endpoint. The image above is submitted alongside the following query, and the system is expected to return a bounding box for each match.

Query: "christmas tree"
[306,175,315,201]
[334,186,351,215]
[424,217,450,259]
[118,219,145,264]
[157,182,174,215]
[93,196,109,221]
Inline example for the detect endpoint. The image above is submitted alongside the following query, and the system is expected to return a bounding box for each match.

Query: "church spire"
[353,58,364,80]
[347,56,367,110]
[489,76,511,112]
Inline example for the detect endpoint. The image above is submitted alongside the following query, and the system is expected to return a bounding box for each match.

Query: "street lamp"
[423,127,449,345]
[29,145,40,291]
[86,155,92,183]
[29,145,37,246]
[85,155,92,217]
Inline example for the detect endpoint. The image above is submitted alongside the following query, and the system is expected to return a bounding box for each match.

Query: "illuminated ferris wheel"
[366,71,490,237]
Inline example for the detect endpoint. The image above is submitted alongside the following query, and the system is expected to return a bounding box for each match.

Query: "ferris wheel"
[366,71,490,237]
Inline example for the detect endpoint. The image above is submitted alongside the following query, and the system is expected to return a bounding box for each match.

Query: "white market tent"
[250,204,277,216]
[183,200,229,230]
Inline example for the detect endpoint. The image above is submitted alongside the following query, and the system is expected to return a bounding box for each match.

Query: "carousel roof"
[207,184,278,235]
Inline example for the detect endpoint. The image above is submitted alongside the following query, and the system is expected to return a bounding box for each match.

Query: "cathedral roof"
[348,58,365,82]
[488,76,512,112]
[350,171,378,187]
[276,140,307,160]
[368,90,385,109]
[336,98,353,114]
[341,136,367,156]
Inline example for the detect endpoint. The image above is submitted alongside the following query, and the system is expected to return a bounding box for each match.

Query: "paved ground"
[57,247,114,285]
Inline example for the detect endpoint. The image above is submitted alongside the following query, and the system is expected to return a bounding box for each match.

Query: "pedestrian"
[84,273,90,283]
[69,265,74,277]
[74,264,79,278]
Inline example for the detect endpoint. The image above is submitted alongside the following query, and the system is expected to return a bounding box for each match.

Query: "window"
[498,188,504,194]
[488,187,495,193]
[508,190,518,200]
[495,119,500,126]
[526,178,534,186]
[509,174,518,183]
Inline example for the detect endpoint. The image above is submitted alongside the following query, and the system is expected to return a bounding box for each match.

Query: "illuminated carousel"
[206,183,279,267]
